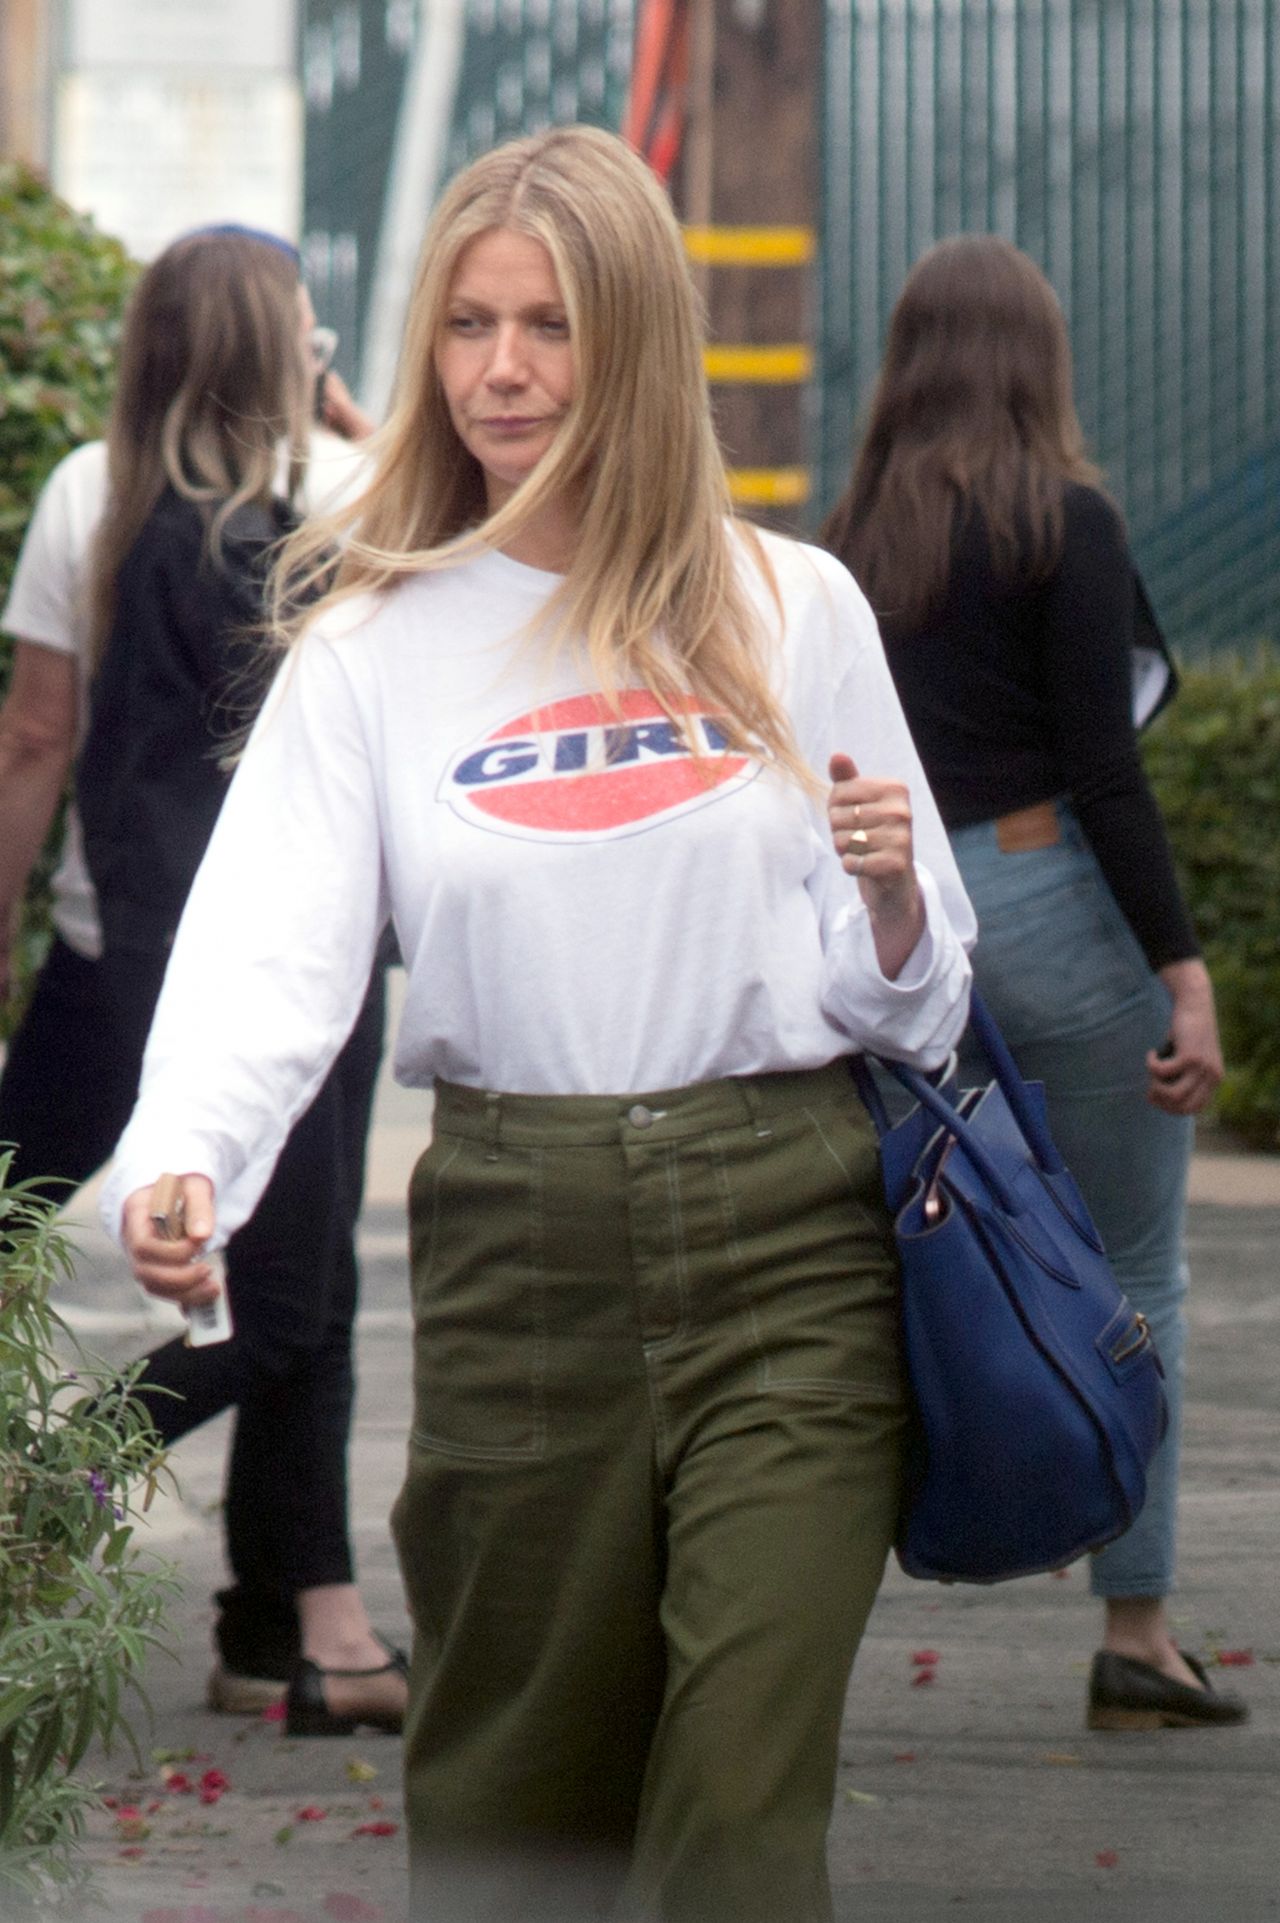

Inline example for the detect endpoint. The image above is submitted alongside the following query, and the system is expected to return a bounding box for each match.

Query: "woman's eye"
[447,314,483,334]
[539,316,569,338]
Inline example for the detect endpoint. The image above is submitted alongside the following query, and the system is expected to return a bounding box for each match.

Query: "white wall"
[54,0,301,259]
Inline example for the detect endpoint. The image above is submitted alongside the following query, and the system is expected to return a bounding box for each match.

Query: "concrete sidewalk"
[43,1045,1280,1923]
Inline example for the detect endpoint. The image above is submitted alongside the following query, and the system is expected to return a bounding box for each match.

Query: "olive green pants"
[390,1062,906,1923]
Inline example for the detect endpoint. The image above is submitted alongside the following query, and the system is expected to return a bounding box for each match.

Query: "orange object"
[623,0,691,183]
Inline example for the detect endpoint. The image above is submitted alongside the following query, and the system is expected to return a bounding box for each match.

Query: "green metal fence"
[440,0,635,178]
[820,0,1280,654]
[300,0,632,396]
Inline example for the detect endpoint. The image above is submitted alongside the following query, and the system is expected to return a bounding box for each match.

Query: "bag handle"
[877,1055,1025,1217]
[965,991,1065,1175]
[851,991,1063,1219]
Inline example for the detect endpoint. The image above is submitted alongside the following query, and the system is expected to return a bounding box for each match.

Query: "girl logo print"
[439,692,761,841]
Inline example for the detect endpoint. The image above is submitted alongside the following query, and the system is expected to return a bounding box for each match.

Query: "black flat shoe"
[1087,1650,1249,1730]
[285,1640,409,1737]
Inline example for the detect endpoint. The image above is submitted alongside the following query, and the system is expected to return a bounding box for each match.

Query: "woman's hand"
[121,1175,223,1308]
[318,370,376,442]
[1148,958,1224,1115]
[828,752,925,979]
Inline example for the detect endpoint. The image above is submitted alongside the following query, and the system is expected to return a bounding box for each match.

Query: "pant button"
[627,1103,654,1128]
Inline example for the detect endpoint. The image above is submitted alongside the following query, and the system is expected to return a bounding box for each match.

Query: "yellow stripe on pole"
[704,344,814,383]
[726,468,812,507]
[683,225,816,266]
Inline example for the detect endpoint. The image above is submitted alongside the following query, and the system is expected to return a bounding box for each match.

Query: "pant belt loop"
[736,1075,773,1141]
[482,1090,503,1160]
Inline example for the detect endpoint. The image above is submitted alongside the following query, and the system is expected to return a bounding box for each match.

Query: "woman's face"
[435,227,575,513]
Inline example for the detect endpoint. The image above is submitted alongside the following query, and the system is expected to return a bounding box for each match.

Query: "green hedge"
[0,162,136,616]
[0,165,137,1013]
[1143,652,1280,1150]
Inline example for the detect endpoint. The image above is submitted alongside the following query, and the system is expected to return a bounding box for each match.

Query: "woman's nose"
[486,324,528,387]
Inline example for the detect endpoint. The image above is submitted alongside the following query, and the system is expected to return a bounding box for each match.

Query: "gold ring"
[847,828,869,852]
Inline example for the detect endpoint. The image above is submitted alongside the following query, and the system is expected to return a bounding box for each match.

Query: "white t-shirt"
[0,441,108,955]
[102,530,975,1244]
[0,437,372,958]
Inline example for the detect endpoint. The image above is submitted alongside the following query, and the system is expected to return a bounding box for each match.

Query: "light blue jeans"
[949,804,1191,1599]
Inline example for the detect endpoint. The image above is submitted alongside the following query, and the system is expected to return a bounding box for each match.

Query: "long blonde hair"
[90,229,310,665]
[273,125,802,775]
[821,234,1104,628]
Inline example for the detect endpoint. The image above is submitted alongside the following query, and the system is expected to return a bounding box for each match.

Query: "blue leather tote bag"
[851,992,1168,1584]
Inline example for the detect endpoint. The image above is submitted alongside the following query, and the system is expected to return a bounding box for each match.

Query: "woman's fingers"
[827,754,925,978]
[1146,1049,1219,1116]
[827,754,915,880]
[121,1175,221,1304]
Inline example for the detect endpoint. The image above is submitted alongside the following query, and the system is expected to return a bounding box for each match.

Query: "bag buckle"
[1111,1312,1152,1364]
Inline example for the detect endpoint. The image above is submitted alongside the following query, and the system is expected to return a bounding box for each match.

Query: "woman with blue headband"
[0,225,404,1735]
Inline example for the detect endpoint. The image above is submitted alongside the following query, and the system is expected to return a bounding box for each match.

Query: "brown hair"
[271,125,810,783]
[820,234,1104,628]
[89,230,309,664]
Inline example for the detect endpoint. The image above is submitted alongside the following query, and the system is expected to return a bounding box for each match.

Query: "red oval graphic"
[439,691,760,840]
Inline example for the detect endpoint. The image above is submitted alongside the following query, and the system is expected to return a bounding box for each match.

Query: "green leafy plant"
[0,1156,175,1905]
[1143,649,1280,1148]
[0,164,138,1016]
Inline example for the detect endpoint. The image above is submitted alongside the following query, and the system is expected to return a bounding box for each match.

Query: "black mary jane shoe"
[285,1639,409,1738]
[1087,1650,1249,1731]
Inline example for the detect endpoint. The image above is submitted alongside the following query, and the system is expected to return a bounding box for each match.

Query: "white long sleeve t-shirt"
[102,530,975,1244]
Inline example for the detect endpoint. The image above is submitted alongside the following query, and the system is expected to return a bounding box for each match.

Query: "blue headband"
[180,222,301,267]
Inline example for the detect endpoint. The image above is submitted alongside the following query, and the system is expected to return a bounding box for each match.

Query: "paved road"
[42,1044,1280,1923]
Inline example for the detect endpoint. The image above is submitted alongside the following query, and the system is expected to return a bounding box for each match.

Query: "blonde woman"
[105,130,974,1922]
[0,227,403,1734]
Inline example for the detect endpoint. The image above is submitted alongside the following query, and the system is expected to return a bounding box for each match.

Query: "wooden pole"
[674,0,822,532]
[683,0,716,304]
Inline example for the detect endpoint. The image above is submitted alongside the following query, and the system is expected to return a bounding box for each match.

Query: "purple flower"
[87,1470,110,1508]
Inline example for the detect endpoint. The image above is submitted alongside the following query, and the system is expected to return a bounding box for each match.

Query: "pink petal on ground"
[1095,1850,1119,1869]
[200,1768,231,1791]
[910,1668,937,1687]
[296,1806,329,1822]
[322,1896,384,1921]
[351,1820,399,1837]
[892,1752,917,1763]
[1215,1649,1255,1666]
[118,1846,147,1859]
[910,1650,940,1666]
[261,1699,288,1722]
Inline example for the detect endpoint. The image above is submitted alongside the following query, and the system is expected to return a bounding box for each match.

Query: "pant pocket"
[711,1110,904,1402]
[407,1135,547,1460]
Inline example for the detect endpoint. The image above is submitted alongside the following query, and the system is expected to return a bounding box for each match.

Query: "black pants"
[0,936,386,1667]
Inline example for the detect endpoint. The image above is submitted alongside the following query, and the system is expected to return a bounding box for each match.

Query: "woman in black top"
[0,228,404,1734]
[823,234,1247,1730]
